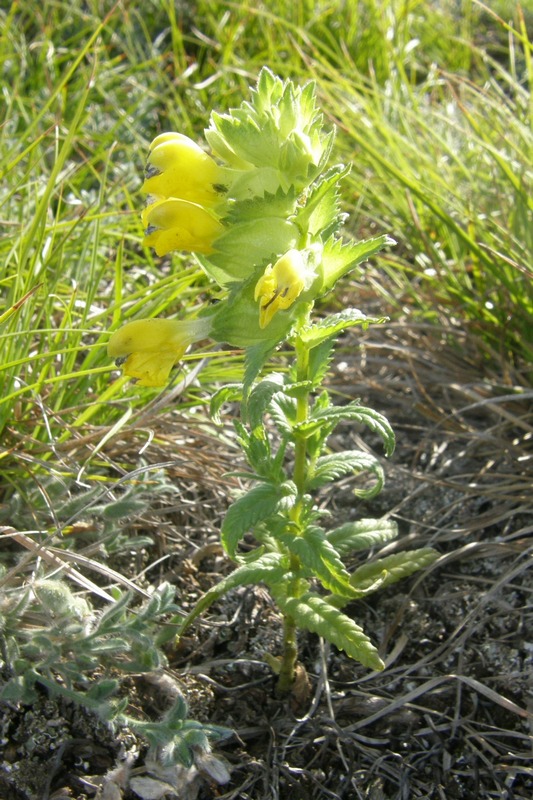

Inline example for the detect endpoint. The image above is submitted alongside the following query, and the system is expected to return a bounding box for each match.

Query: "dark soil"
[1,319,531,800]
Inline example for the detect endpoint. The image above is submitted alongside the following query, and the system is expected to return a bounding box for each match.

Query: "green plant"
[0,577,229,766]
[110,69,439,692]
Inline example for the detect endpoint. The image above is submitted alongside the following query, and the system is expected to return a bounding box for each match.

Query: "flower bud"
[254,249,311,328]
[108,317,211,387]
[142,198,224,256]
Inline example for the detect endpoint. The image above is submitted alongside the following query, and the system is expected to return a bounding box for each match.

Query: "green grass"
[322,36,532,361]
[1,2,530,461]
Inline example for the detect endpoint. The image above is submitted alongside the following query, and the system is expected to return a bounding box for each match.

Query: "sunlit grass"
[1,0,531,481]
[321,39,533,361]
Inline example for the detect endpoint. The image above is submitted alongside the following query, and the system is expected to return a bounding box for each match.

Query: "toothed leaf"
[272,590,384,670]
[295,401,395,457]
[307,450,385,499]
[210,384,242,424]
[218,552,289,592]
[221,481,297,557]
[350,549,440,594]
[245,373,286,429]
[300,308,387,348]
[320,234,395,291]
[280,526,354,595]
[225,186,298,224]
[295,164,349,238]
[327,519,399,556]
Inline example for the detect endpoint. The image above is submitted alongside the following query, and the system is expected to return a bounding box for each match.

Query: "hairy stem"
[293,335,310,496]
[277,333,311,693]
[276,608,299,694]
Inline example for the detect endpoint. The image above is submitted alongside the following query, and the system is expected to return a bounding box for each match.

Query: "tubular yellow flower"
[142,132,226,208]
[142,198,224,256]
[108,317,211,387]
[254,249,309,329]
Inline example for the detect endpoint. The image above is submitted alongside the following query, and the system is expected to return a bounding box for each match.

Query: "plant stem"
[293,334,310,496]
[277,333,311,693]
[276,608,298,694]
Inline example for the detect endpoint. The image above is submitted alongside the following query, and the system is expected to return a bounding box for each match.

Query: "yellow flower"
[108,317,211,387]
[254,249,308,328]
[142,132,226,208]
[142,198,224,256]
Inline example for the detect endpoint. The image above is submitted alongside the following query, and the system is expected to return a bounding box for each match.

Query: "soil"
[1,318,531,800]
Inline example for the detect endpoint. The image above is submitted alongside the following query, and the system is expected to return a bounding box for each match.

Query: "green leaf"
[320,233,396,291]
[326,519,399,555]
[90,638,130,654]
[55,486,102,520]
[268,392,298,434]
[307,338,336,389]
[210,278,294,350]
[295,401,395,457]
[210,384,242,424]
[306,450,385,499]
[225,186,298,224]
[245,372,285,429]
[350,548,440,594]
[300,308,388,349]
[100,496,148,520]
[306,390,333,459]
[233,421,283,482]
[136,581,177,620]
[207,217,300,287]
[233,418,251,451]
[96,590,132,630]
[85,679,120,702]
[206,68,332,190]
[272,590,384,671]
[219,552,289,592]
[163,694,189,726]
[175,553,289,634]
[209,110,282,169]
[243,340,281,395]
[295,164,350,238]
[281,526,354,595]
[256,65,284,107]
[240,427,272,474]
[33,579,77,616]
[221,481,297,557]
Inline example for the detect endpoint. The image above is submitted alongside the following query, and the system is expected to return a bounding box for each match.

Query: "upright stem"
[276,603,298,694]
[277,332,310,694]
[293,335,310,496]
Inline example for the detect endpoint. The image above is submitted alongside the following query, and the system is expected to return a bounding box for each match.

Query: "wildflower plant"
[110,68,439,692]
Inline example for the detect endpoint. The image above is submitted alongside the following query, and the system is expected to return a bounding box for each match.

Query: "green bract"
[205,68,334,188]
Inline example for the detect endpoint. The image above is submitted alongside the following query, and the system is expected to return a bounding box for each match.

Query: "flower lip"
[145,163,162,180]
